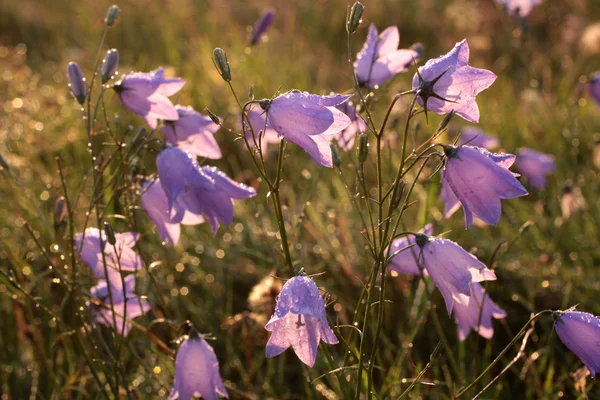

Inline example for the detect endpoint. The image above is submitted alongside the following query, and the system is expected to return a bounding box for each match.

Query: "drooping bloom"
[388,224,433,276]
[67,62,87,105]
[156,147,256,234]
[555,310,600,378]
[453,282,506,341]
[589,73,600,109]
[457,127,499,149]
[244,109,280,152]
[91,274,150,336]
[265,275,338,367]
[75,228,143,278]
[354,24,421,88]
[250,8,276,46]
[513,148,556,190]
[169,331,229,400]
[442,145,528,228]
[141,179,204,245]
[114,67,185,129]
[412,40,497,123]
[163,106,221,159]
[495,0,542,17]
[334,102,366,151]
[260,91,351,167]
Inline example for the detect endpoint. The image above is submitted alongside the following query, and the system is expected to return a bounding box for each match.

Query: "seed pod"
[357,133,369,163]
[212,48,231,82]
[330,143,342,169]
[437,110,455,132]
[205,109,221,125]
[347,2,364,35]
[101,49,119,84]
[390,179,405,211]
[67,62,86,105]
[105,5,120,27]
[103,221,116,246]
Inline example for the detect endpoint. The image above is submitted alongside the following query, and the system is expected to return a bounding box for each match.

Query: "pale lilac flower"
[244,109,280,152]
[495,0,542,17]
[163,106,221,159]
[354,24,420,88]
[260,91,351,167]
[589,73,600,109]
[442,145,528,228]
[514,148,556,190]
[388,224,433,276]
[115,67,185,129]
[67,62,86,105]
[412,40,497,123]
[75,228,143,278]
[91,275,149,336]
[156,147,256,234]
[555,310,600,378]
[411,232,497,315]
[334,102,366,151]
[250,8,276,46]
[453,282,506,341]
[169,331,229,400]
[457,127,499,149]
[265,275,338,367]
[141,179,205,245]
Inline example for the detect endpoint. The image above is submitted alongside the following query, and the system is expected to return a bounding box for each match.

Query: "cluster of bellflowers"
[62,2,600,398]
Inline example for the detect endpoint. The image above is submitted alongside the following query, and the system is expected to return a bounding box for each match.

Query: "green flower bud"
[103,221,116,246]
[357,133,369,163]
[347,2,364,35]
[212,48,231,82]
[105,5,120,27]
[330,143,342,169]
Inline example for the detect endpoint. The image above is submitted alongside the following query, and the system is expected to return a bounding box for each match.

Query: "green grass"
[1,0,600,398]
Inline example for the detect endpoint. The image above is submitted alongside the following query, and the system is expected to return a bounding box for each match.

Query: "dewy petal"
[244,109,280,151]
[453,282,506,341]
[458,127,499,149]
[163,105,221,159]
[439,177,461,219]
[354,24,379,84]
[156,147,205,211]
[388,224,433,276]
[334,102,366,151]
[555,310,600,378]
[201,166,257,200]
[141,179,181,245]
[368,49,419,87]
[376,26,400,56]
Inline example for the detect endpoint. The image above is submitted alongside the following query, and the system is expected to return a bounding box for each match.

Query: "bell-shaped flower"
[75,228,143,278]
[250,8,276,46]
[354,24,421,88]
[388,224,433,276]
[169,330,229,400]
[91,275,149,336]
[513,148,556,190]
[442,145,528,228]
[555,310,600,378]
[163,106,221,159]
[265,275,338,367]
[260,91,351,167]
[412,40,497,123]
[244,109,280,153]
[410,232,497,315]
[495,0,542,17]
[156,147,256,234]
[453,282,506,341]
[457,127,499,149]
[114,67,185,129]
[334,102,366,151]
[141,179,205,245]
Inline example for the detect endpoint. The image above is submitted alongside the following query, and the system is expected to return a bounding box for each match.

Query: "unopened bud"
[67,62,86,105]
[212,48,231,82]
[53,196,67,231]
[105,5,120,27]
[250,8,276,46]
[410,42,425,57]
[330,143,342,169]
[347,2,364,35]
[205,109,221,125]
[101,49,119,84]
[357,133,369,163]
[103,222,116,246]
[437,110,455,132]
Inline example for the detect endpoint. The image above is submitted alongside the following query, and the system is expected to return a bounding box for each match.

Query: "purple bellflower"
[156,147,256,234]
[354,24,421,88]
[114,67,185,129]
[265,275,338,367]
[141,179,205,245]
[169,330,229,400]
[555,310,600,378]
[260,91,352,167]
[91,274,150,336]
[513,148,556,190]
[250,8,276,46]
[453,282,506,341]
[244,109,280,153]
[388,224,433,276]
[495,0,542,17]
[334,102,366,151]
[589,73,600,110]
[412,40,497,123]
[441,145,528,228]
[457,127,499,149]
[75,228,143,278]
[163,106,221,159]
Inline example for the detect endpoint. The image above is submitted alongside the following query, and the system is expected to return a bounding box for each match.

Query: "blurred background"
[1,0,600,398]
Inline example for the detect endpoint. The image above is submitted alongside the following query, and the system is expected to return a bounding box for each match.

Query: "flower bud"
[53,196,67,231]
[205,109,221,125]
[212,48,231,82]
[101,49,119,84]
[410,42,425,57]
[437,110,455,132]
[250,8,276,46]
[103,221,116,246]
[357,133,369,163]
[390,179,405,211]
[67,62,86,105]
[105,5,120,27]
[330,143,342,169]
[347,2,364,35]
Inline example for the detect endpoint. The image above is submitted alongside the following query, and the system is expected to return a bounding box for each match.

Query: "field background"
[1,0,600,398]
